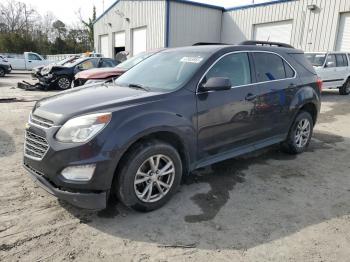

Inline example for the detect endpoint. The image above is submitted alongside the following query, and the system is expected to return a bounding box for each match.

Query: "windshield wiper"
[128,83,150,91]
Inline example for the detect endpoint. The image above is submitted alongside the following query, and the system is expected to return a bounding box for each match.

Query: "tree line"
[0,0,95,56]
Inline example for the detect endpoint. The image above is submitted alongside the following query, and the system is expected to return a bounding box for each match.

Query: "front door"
[197,52,259,158]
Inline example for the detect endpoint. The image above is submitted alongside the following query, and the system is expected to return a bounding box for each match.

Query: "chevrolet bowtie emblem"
[25,123,30,129]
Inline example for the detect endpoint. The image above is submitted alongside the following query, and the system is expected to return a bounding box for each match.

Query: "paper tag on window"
[180,57,203,63]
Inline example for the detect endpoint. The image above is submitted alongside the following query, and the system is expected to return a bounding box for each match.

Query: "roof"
[93,0,296,24]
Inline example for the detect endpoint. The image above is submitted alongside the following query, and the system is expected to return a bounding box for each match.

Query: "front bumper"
[24,163,107,209]
[23,121,119,210]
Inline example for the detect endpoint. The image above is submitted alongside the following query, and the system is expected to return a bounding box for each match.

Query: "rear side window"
[253,53,286,82]
[335,54,348,67]
[205,52,251,87]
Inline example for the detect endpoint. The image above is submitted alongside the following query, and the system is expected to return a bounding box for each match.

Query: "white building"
[93,0,350,58]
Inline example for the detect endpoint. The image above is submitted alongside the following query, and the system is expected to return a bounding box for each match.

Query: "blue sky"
[19,0,272,25]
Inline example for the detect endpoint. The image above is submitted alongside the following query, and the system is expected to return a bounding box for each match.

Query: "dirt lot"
[0,73,350,262]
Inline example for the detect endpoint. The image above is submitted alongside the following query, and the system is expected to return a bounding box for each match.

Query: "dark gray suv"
[23,41,321,211]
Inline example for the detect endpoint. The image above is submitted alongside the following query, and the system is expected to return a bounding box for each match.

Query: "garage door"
[254,20,293,44]
[336,12,350,51]
[100,35,109,58]
[114,31,125,47]
[132,27,147,55]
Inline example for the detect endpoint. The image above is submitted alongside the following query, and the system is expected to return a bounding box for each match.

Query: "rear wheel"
[339,78,350,95]
[281,111,313,154]
[115,141,182,212]
[56,76,71,90]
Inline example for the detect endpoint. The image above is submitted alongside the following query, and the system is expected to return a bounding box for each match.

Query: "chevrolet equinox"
[23,41,321,211]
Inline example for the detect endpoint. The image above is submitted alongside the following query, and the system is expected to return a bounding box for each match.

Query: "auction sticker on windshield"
[180,57,203,63]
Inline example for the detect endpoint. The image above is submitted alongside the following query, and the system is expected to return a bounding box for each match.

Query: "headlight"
[56,113,112,143]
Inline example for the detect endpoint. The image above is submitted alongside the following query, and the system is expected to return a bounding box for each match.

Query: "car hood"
[75,67,126,79]
[33,83,163,124]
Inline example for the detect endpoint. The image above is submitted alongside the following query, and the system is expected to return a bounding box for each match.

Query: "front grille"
[30,114,54,128]
[24,131,49,160]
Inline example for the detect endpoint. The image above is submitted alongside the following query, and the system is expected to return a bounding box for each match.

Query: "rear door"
[320,54,342,88]
[251,51,298,136]
[197,52,259,158]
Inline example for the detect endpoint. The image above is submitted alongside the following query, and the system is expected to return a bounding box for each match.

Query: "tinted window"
[335,55,347,67]
[284,61,295,78]
[325,54,336,68]
[205,53,251,87]
[253,53,286,81]
[343,55,349,66]
[28,53,41,60]
[100,59,117,67]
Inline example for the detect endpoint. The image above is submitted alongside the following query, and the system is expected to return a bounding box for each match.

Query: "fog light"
[61,164,96,181]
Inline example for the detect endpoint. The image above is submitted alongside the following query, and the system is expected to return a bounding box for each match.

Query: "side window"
[28,53,41,61]
[325,54,336,68]
[253,53,286,82]
[283,61,295,78]
[100,59,116,67]
[78,60,95,70]
[342,54,348,66]
[205,52,251,87]
[335,55,346,67]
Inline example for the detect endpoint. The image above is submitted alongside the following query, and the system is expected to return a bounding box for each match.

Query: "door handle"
[245,93,256,101]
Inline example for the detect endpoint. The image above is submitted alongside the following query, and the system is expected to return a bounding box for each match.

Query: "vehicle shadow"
[62,130,350,251]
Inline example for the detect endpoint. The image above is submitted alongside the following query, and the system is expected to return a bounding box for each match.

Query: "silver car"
[305,52,350,95]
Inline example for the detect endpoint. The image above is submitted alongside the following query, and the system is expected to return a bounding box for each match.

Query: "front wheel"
[339,79,350,95]
[0,68,5,77]
[56,76,71,90]
[115,141,182,212]
[281,111,313,154]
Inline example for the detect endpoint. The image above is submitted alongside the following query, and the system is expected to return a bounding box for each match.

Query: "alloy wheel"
[134,154,175,203]
[295,118,311,148]
[58,77,70,89]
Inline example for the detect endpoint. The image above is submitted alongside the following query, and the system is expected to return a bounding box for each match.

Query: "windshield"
[115,50,209,91]
[116,52,155,70]
[305,53,327,66]
[57,56,78,65]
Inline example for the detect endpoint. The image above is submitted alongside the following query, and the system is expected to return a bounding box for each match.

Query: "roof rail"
[239,40,294,49]
[192,42,230,46]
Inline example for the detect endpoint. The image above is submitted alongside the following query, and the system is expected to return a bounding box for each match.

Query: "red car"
[73,49,164,87]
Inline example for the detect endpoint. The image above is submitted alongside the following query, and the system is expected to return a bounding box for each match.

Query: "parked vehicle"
[305,52,350,95]
[32,55,81,79]
[37,57,118,90]
[0,55,12,76]
[1,52,53,70]
[23,41,321,211]
[73,49,164,87]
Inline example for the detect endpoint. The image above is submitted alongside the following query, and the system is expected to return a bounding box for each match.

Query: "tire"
[281,111,313,154]
[56,76,71,90]
[0,68,5,77]
[339,78,350,95]
[115,141,183,212]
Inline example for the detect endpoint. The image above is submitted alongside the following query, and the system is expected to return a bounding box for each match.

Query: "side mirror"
[201,77,232,91]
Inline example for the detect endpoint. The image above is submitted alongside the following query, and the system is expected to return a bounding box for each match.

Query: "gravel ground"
[0,73,350,262]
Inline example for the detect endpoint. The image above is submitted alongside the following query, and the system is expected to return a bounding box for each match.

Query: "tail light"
[316,78,323,92]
